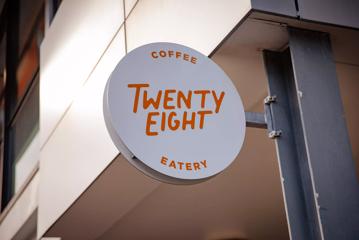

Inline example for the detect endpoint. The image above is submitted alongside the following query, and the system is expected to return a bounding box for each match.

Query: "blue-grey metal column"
[263,28,359,240]
[263,49,319,240]
[288,28,359,239]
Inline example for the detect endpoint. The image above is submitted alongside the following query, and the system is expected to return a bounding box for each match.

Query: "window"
[0,34,5,210]
[1,0,44,211]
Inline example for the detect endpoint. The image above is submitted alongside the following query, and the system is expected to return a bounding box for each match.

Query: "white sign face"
[104,42,245,184]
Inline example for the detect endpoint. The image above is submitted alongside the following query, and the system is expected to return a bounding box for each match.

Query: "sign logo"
[103,42,245,184]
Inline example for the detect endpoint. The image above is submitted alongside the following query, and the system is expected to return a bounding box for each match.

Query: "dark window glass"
[11,77,39,163]
[13,12,43,116]
[0,99,4,144]
[0,32,5,210]
[1,0,43,210]
[0,35,5,141]
[16,17,43,104]
[19,0,44,55]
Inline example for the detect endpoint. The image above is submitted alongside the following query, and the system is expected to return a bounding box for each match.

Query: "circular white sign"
[104,42,245,184]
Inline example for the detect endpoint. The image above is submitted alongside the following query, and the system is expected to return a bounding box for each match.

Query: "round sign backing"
[103,42,245,184]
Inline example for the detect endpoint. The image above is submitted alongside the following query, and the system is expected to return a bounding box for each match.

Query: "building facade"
[0,0,358,239]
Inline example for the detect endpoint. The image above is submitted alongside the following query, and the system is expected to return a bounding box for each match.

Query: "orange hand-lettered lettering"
[160,112,166,131]
[163,89,176,109]
[183,53,189,61]
[146,112,159,136]
[161,156,168,165]
[212,91,225,113]
[143,90,162,110]
[169,160,176,169]
[178,162,184,170]
[190,57,197,64]
[177,90,192,109]
[186,162,192,171]
[151,52,158,58]
[193,162,200,170]
[127,83,149,113]
[168,112,180,131]
[176,51,182,58]
[182,111,196,130]
[200,160,207,168]
[194,90,210,108]
[197,110,213,129]
[159,50,166,57]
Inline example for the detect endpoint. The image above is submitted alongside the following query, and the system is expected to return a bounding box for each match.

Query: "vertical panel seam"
[294,0,300,18]
[122,0,128,54]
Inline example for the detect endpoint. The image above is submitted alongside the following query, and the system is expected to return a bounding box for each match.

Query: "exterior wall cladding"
[0,0,358,240]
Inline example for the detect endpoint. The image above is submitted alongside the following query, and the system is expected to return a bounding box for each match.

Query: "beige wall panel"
[0,174,39,240]
[40,0,124,147]
[126,0,251,55]
[44,156,160,240]
[336,63,359,176]
[38,27,126,238]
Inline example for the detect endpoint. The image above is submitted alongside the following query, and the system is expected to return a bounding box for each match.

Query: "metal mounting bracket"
[244,95,282,139]
[264,95,282,139]
[264,95,277,105]
[268,130,282,139]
